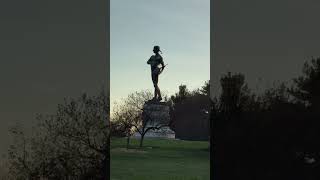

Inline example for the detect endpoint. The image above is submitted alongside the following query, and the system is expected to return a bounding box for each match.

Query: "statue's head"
[153,46,161,54]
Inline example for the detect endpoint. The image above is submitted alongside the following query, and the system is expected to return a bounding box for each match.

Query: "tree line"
[212,57,320,179]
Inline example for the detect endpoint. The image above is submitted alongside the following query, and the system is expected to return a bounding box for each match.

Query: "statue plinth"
[143,100,170,125]
[137,100,175,138]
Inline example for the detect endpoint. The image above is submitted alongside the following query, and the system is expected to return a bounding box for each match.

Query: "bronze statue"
[147,46,166,101]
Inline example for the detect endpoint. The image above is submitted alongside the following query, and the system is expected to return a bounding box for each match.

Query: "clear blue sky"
[110,0,210,109]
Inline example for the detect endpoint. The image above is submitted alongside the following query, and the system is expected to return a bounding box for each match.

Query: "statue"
[138,46,174,140]
[147,45,166,101]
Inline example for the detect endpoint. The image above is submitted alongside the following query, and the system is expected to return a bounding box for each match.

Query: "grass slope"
[111,137,210,180]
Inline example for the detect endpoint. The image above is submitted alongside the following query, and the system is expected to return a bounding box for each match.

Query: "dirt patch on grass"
[111,148,148,153]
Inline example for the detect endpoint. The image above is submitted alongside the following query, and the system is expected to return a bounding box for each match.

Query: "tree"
[124,90,169,147]
[218,72,245,114]
[260,82,290,110]
[199,80,210,97]
[110,119,127,138]
[8,91,110,179]
[290,57,320,110]
[111,101,140,149]
[136,107,170,147]
[111,90,169,147]
[170,84,191,104]
[169,82,211,140]
[288,57,320,171]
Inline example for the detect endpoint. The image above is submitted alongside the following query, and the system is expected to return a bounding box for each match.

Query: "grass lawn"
[110,137,210,180]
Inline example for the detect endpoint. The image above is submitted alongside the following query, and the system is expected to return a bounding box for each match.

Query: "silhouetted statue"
[147,45,165,101]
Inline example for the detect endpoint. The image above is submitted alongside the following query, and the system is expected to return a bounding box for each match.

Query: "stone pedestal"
[134,100,175,139]
[143,100,170,125]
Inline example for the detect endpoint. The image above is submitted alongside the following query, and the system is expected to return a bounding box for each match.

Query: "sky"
[211,0,320,95]
[110,0,210,110]
[0,0,108,160]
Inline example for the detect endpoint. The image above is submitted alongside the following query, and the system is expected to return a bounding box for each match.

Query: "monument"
[140,100,175,138]
[134,46,175,138]
[147,45,166,101]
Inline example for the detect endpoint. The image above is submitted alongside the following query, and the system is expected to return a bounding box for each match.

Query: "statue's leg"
[154,74,162,100]
[152,73,158,100]
[154,85,157,99]
[157,86,162,101]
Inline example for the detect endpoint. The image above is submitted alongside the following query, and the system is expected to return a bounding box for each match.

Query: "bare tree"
[127,91,170,147]
[7,90,110,179]
[134,107,170,147]
[112,90,169,148]
[111,101,138,149]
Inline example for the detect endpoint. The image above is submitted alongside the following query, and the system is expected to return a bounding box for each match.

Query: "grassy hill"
[111,137,210,180]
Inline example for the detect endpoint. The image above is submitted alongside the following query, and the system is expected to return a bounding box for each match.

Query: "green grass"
[110,137,210,180]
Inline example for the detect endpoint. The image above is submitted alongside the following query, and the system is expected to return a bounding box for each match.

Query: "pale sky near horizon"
[110,0,210,110]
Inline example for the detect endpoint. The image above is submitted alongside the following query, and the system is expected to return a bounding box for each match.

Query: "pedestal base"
[134,99,175,139]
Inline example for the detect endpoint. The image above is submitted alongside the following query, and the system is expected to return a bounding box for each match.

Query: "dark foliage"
[170,82,211,140]
[8,91,110,180]
[212,61,320,179]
